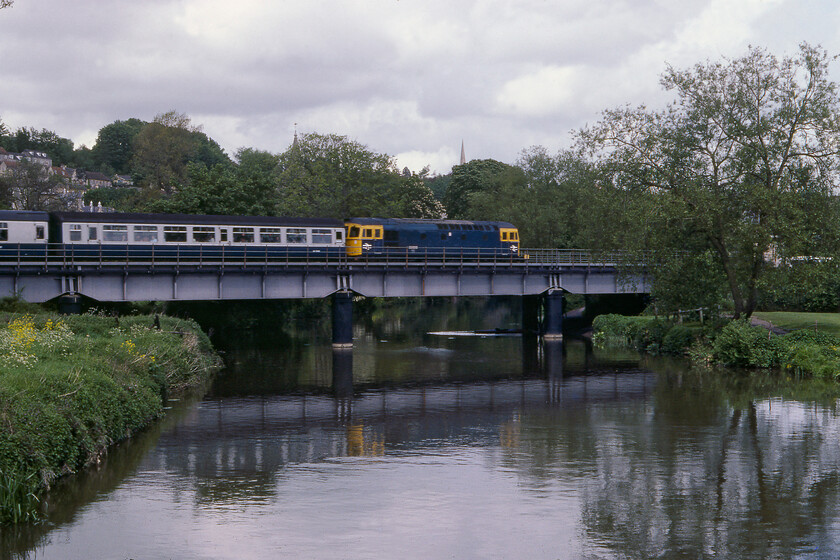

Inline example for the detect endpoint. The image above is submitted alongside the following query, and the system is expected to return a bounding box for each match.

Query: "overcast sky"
[1,0,839,174]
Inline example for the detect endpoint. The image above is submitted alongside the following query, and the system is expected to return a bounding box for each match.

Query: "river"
[5,298,840,559]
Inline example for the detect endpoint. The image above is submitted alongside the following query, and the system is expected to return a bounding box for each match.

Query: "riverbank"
[593,312,840,376]
[0,309,221,524]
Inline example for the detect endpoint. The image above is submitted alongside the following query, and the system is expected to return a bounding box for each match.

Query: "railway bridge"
[0,246,649,345]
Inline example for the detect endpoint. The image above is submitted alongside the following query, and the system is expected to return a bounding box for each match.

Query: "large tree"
[579,44,840,318]
[0,159,75,210]
[92,118,146,175]
[131,111,230,192]
[275,132,442,218]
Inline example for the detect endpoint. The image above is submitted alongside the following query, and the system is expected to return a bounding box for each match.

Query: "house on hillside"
[82,171,112,189]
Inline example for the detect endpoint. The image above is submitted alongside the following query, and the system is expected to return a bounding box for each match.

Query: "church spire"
[460,140,466,165]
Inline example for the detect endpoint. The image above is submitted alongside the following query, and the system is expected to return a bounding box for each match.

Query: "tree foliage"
[0,159,75,211]
[579,43,840,318]
[274,132,442,219]
[444,159,513,219]
[92,118,146,175]
[131,111,230,193]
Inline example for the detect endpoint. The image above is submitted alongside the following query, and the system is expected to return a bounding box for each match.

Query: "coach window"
[260,228,283,243]
[335,230,343,241]
[88,226,97,241]
[164,226,188,243]
[0,223,7,241]
[287,228,306,243]
[193,227,215,243]
[134,225,158,243]
[36,225,45,240]
[220,229,228,242]
[103,225,128,242]
[232,227,255,243]
[69,224,82,241]
[312,229,332,243]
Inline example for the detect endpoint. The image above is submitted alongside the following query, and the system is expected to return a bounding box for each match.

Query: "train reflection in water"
[152,341,655,480]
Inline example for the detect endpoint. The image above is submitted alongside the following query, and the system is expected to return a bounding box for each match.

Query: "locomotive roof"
[51,212,343,228]
[0,210,50,221]
[348,217,516,228]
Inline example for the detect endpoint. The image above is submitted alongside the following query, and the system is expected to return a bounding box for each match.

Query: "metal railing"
[0,244,638,271]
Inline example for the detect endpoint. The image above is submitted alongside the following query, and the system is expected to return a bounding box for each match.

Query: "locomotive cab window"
[349,226,360,238]
[0,223,7,242]
[69,224,82,241]
[502,232,508,240]
[164,226,188,243]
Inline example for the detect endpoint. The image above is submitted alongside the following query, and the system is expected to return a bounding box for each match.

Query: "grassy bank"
[0,310,221,524]
[754,311,840,336]
[593,313,840,378]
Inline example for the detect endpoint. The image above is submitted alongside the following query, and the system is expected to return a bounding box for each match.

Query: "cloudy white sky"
[1,0,839,174]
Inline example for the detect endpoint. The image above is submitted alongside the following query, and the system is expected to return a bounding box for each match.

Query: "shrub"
[712,320,775,368]
[662,325,702,356]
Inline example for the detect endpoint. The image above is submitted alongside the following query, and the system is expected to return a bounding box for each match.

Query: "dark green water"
[5,298,840,559]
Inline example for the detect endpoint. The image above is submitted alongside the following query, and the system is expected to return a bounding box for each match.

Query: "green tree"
[579,44,840,318]
[0,159,75,210]
[444,159,516,219]
[92,118,146,175]
[275,132,441,218]
[2,127,75,165]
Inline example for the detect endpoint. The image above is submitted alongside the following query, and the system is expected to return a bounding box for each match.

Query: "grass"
[753,311,840,336]
[0,310,221,524]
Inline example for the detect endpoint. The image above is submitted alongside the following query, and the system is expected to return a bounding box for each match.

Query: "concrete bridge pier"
[543,290,564,340]
[332,291,353,348]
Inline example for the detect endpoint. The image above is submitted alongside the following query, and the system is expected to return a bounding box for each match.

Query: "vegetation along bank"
[593,313,840,378]
[0,307,221,524]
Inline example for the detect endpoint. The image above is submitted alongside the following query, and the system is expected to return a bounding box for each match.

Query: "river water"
[5,298,840,559]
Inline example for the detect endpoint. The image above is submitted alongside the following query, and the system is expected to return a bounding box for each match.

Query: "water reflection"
[9,299,840,559]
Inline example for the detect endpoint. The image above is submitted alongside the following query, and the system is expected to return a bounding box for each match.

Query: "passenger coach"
[49,212,346,258]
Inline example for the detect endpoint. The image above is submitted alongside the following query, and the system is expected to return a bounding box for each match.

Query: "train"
[0,210,521,260]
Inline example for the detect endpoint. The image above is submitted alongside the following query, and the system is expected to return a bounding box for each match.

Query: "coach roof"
[51,212,343,228]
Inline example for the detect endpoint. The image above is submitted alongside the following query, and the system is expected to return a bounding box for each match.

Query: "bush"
[662,325,702,356]
[712,320,776,368]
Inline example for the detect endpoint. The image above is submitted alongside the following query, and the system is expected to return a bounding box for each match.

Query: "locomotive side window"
[0,223,7,241]
[164,226,188,242]
[502,232,508,240]
[193,227,216,243]
[363,228,373,238]
[232,227,255,243]
[260,228,283,243]
[69,224,82,241]
[312,229,332,243]
[103,225,128,242]
[134,225,158,243]
[287,228,306,243]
